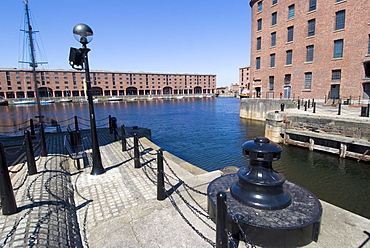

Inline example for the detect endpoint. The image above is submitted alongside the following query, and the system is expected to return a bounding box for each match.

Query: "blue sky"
[0,0,251,87]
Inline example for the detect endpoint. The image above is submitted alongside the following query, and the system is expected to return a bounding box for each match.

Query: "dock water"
[0,128,369,247]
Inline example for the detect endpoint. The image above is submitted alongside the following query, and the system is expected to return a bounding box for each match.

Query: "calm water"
[0,97,369,219]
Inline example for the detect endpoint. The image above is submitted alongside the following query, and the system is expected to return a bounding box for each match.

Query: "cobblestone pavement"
[0,129,224,247]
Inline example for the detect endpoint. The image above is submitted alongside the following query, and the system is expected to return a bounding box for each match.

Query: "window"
[270,54,276,67]
[272,0,278,4]
[287,26,294,42]
[284,74,291,84]
[308,19,316,37]
[257,37,262,50]
[309,0,316,11]
[256,57,261,70]
[271,12,277,25]
[304,72,312,89]
[288,5,295,19]
[286,50,293,65]
[257,19,262,31]
[332,70,341,81]
[257,1,263,12]
[335,10,345,30]
[333,39,344,58]
[269,76,274,90]
[306,45,314,62]
[271,32,276,46]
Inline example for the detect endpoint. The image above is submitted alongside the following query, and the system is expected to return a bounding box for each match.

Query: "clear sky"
[0,0,251,87]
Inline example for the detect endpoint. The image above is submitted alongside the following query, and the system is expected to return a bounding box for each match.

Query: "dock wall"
[239,98,296,121]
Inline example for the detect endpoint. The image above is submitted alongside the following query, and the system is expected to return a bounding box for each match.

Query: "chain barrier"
[3,137,27,156]
[135,139,216,247]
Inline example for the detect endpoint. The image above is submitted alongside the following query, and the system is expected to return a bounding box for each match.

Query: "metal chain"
[167,192,216,247]
[4,137,27,156]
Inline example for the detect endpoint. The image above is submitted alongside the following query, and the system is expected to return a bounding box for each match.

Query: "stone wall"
[239,98,297,121]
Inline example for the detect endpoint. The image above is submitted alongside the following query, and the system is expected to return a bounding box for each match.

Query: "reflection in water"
[0,98,369,218]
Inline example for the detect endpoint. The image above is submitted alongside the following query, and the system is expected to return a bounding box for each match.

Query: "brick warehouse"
[0,68,216,99]
[248,0,370,100]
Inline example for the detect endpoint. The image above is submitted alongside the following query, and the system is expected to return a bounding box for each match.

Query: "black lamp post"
[69,23,105,175]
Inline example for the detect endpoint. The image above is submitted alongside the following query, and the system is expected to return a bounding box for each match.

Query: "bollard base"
[208,174,322,248]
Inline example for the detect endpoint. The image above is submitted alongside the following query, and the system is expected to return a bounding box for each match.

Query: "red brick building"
[249,0,370,100]
[0,68,216,99]
[239,66,251,94]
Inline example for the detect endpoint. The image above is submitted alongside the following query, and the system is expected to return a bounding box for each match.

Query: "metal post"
[157,149,166,201]
[216,192,228,248]
[111,117,118,141]
[367,103,370,118]
[0,143,18,215]
[308,99,311,108]
[25,131,37,175]
[304,101,307,111]
[133,133,140,168]
[338,101,342,115]
[313,102,316,113]
[297,100,300,110]
[109,115,112,134]
[30,119,36,138]
[74,115,79,131]
[280,103,285,112]
[81,44,105,175]
[121,125,127,151]
[39,122,48,156]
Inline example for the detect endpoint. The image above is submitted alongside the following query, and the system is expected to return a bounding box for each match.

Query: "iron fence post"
[216,192,228,248]
[0,143,18,215]
[25,130,37,175]
[157,149,166,200]
[121,125,127,151]
[134,133,140,168]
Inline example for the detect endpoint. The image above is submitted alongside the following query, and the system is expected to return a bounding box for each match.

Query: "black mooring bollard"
[304,101,307,111]
[25,131,37,175]
[157,149,166,201]
[308,99,311,109]
[297,100,300,110]
[216,192,228,248]
[109,115,113,134]
[121,125,127,151]
[29,119,36,138]
[338,101,342,115]
[0,143,18,215]
[74,115,79,131]
[280,103,285,112]
[313,102,316,113]
[39,122,48,157]
[133,133,141,168]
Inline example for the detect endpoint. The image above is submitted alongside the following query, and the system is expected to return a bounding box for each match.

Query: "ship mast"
[23,0,43,123]
[22,0,47,155]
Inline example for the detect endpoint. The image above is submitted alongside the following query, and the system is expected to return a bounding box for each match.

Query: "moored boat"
[13,99,37,105]
[0,98,8,106]
[41,99,55,104]
[58,98,72,103]
[107,97,123,102]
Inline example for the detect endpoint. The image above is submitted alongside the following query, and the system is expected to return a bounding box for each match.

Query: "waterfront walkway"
[0,127,369,247]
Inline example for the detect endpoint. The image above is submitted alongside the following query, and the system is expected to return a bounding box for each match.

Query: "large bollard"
[121,125,127,151]
[133,133,141,168]
[313,102,316,113]
[25,131,37,175]
[157,149,166,201]
[216,192,228,248]
[0,143,18,215]
[280,103,285,112]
